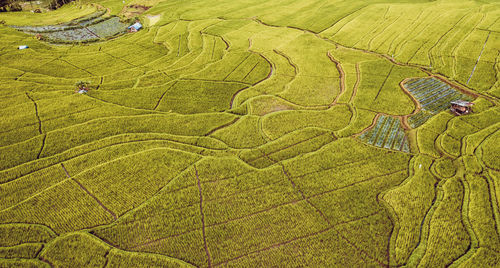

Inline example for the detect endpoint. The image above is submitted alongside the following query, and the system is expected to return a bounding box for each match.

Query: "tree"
[0,0,22,12]
[0,0,11,12]
[48,0,74,10]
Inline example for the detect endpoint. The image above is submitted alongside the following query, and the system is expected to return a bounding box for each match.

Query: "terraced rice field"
[0,0,499,267]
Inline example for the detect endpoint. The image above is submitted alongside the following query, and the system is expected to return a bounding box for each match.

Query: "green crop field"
[0,0,499,267]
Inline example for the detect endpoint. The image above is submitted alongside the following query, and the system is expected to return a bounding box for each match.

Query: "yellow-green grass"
[478,129,500,171]
[0,178,115,233]
[210,115,267,149]
[239,127,335,168]
[261,105,352,140]
[335,108,377,137]
[39,113,237,157]
[416,112,454,158]
[247,95,297,116]
[38,231,194,267]
[463,174,500,252]
[0,258,50,267]
[416,178,470,267]
[431,157,457,179]
[1,0,500,267]
[382,155,437,266]
[0,243,44,259]
[354,60,423,115]
[72,148,200,216]
[438,107,500,157]
[320,0,500,92]
[0,223,56,247]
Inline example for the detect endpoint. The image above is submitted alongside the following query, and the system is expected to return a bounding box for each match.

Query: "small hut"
[75,81,90,94]
[450,100,473,116]
[128,22,143,32]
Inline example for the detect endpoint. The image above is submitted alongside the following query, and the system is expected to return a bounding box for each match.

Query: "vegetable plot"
[404,77,473,128]
[359,115,409,152]
[11,12,128,43]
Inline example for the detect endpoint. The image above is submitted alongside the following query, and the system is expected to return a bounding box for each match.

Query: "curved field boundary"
[405,178,445,266]
[451,175,479,266]
[399,78,423,129]
[229,39,273,108]
[194,166,213,267]
[350,63,361,103]
[213,212,384,267]
[245,134,335,168]
[0,133,229,184]
[25,92,43,135]
[101,153,397,233]
[272,49,299,97]
[379,156,423,265]
[153,81,178,110]
[205,117,241,136]
[326,51,345,106]
[134,160,400,266]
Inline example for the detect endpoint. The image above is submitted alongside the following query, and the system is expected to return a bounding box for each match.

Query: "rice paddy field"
[0,0,499,267]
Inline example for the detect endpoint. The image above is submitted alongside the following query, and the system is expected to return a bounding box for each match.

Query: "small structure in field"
[450,100,473,116]
[128,22,143,32]
[75,81,90,94]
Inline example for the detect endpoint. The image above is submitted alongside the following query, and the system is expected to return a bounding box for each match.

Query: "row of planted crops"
[10,10,129,43]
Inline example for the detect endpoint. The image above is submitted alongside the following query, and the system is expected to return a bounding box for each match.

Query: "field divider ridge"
[326,51,346,106]
[60,163,117,220]
[467,32,490,85]
[194,166,213,268]
[374,65,394,100]
[25,92,43,135]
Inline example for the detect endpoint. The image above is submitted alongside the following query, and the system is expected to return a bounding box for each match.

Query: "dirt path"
[374,66,394,100]
[327,51,346,106]
[153,81,177,110]
[398,78,423,130]
[205,117,240,136]
[350,63,361,103]
[356,113,383,137]
[36,134,46,159]
[25,92,43,135]
[194,166,212,268]
[228,40,273,109]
